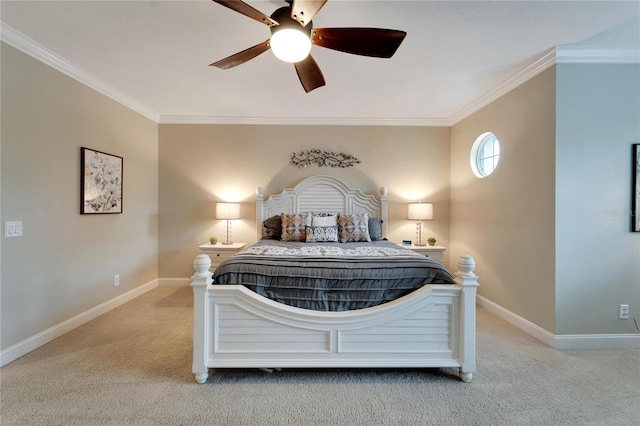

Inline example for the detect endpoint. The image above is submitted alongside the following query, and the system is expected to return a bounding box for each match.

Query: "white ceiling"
[1,1,639,125]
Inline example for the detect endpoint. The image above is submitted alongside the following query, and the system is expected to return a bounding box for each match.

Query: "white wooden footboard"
[192,254,479,384]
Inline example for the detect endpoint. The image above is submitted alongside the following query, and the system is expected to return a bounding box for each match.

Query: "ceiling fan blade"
[212,0,278,26]
[294,55,326,93]
[312,28,407,58]
[290,0,328,27]
[210,40,271,69]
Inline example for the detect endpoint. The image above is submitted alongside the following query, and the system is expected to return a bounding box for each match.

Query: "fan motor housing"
[270,6,313,36]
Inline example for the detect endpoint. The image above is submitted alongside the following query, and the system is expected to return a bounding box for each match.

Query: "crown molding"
[0,22,447,127]
[158,115,451,126]
[556,45,640,64]
[0,23,160,123]
[2,21,638,127]
[449,48,558,125]
[450,45,639,125]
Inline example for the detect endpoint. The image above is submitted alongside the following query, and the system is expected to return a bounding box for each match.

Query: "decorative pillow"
[368,217,384,241]
[337,213,372,243]
[262,215,282,240]
[312,214,337,227]
[281,213,312,242]
[305,225,339,242]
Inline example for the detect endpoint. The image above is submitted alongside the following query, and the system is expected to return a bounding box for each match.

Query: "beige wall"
[450,68,557,333]
[451,63,640,337]
[159,124,451,278]
[4,35,634,355]
[1,44,159,350]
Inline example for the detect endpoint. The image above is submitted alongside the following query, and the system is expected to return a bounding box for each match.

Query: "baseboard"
[476,295,557,347]
[159,278,191,287]
[554,334,640,350]
[477,295,640,350]
[0,279,159,367]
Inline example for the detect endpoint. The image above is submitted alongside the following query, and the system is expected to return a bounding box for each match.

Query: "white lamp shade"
[408,202,434,221]
[270,28,312,63]
[215,202,240,220]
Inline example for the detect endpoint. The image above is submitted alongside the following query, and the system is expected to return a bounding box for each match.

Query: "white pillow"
[312,214,337,227]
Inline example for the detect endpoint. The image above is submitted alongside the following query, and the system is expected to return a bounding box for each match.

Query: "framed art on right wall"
[633,144,640,232]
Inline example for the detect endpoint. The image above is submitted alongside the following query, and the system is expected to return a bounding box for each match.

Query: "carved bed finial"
[457,255,476,275]
[193,254,212,276]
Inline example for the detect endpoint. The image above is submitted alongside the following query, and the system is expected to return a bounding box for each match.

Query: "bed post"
[256,187,264,241]
[455,255,479,383]
[191,254,213,384]
[379,187,388,237]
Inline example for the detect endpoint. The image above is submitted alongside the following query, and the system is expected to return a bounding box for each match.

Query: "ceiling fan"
[210,0,407,93]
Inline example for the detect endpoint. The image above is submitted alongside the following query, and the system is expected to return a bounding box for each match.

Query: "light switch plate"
[5,221,23,238]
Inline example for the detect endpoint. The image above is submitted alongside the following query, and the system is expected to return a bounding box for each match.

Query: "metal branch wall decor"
[290,149,361,168]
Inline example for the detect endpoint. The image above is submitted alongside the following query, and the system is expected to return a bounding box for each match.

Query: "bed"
[191,175,479,383]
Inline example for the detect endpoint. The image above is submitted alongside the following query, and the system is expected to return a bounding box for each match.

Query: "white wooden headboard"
[256,175,388,240]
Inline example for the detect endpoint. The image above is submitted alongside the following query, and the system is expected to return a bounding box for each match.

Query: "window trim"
[470,132,500,178]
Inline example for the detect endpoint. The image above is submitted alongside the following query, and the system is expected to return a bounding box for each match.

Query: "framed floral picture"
[81,147,123,214]
[633,144,640,232]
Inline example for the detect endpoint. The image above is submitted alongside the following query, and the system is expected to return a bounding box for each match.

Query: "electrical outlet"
[619,304,630,319]
[114,275,120,286]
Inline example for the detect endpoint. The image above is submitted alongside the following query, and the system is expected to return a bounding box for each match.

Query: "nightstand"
[198,242,246,269]
[400,244,446,264]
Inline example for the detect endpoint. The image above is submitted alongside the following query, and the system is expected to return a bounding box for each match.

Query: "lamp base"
[222,219,233,245]
[415,222,425,247]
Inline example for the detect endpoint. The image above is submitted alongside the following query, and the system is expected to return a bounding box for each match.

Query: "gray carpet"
[1,286,638,425]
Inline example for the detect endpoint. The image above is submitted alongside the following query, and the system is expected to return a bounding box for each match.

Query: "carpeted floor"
[1,286,639,425]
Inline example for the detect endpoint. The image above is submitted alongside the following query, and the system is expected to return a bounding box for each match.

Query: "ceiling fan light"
[270,28,312,63]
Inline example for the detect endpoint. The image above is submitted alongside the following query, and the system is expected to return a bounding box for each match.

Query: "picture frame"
[402,240,412,246]
[81,147,123,214]
[633,144,640,232]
